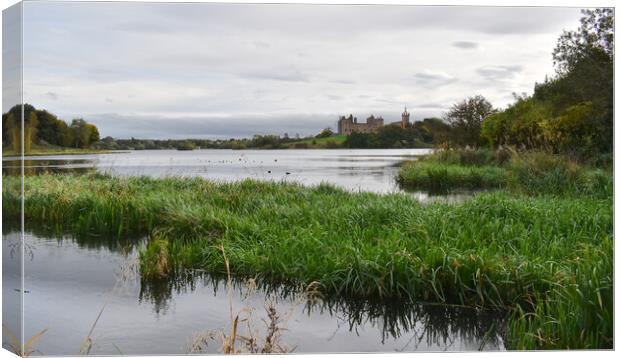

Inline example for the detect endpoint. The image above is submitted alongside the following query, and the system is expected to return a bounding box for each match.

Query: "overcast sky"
[7,2,585,139]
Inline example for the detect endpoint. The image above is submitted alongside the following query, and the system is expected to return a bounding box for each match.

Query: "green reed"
[397,150,612,197]
[2,173,613,349]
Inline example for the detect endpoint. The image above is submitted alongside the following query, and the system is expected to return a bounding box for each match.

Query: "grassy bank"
[398,149,612,197]
[397,162,506,191]
[2,173,612,349]
[2,146,119,157]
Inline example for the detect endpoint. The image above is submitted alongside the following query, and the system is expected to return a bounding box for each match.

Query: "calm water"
[3,148,482,202]
[3,149,498,354]
[3,232,507,355]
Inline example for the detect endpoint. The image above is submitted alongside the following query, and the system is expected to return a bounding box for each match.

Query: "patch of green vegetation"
[282,134,347,149]
[398,149,611,197]
[397,162,506,192]
[2,173,612,349]
[2,145,118,157]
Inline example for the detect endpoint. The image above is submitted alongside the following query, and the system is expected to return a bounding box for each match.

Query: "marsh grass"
[397,162,506,192]
[3,173,612,349]
[506,151,612,197]
[398,149,611,197]
[423,148,498,166]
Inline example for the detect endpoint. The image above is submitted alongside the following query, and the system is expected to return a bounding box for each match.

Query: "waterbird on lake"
[285,172,291,175]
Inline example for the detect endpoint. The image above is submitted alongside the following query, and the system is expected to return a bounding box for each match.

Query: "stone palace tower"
[401,106,410,128]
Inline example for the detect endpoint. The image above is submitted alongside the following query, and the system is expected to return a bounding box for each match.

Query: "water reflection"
[3,231,507,354]
[2,149,482,203]
[2,149,432,194]
[140,271,508,350]
[2,159,95,176]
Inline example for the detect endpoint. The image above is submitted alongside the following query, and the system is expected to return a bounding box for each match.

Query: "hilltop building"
[337,114,384,135]
[337,107,411,135]
[401,106,410,128]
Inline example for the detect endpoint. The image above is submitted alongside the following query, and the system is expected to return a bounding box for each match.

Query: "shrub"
[424,148,498,166]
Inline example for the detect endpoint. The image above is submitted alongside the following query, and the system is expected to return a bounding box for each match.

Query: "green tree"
[23,111,38,153]
[544,8,613,153]
[86,123,100,144]
[5,113,20,152]
[412,118,451,144]
[316,128,334,138]
[69,118,96,148]
[552,8,613,75]
[444,95,494,147]
[344,132,376,148]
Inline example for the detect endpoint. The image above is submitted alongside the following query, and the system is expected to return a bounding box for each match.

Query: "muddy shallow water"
[2,232,507,355]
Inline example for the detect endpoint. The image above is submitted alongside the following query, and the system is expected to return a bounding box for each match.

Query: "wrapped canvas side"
[2,1,24,356]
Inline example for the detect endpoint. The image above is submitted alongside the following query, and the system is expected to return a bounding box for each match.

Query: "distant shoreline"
[2,146,435,159]
[2,148,127,158]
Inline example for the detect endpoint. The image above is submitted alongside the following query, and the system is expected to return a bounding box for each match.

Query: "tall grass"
[422,148,499,166]
[3,173,612,349]
[397,162,506,192]
[398,149,612,197]
[506,151,612,197]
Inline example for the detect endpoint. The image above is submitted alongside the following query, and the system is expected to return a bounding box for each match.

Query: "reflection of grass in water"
[3,173,612,349]
[188,246,297,354]
[78,252,140,355]
[140,268,507,351]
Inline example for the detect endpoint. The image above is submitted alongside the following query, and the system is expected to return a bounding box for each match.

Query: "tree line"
[343,118,451,148]
[4,9,610,156]
[443,9,613,159]
[95,133,305,151]
[343,9,613,155]
[2,104,100,153]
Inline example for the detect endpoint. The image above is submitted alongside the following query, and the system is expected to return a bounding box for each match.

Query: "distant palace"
[337,107,411,135]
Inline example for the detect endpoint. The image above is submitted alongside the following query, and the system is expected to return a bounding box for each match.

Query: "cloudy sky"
[7,2,584,139]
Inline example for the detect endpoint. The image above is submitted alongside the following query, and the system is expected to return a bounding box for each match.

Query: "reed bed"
[2,172,613,349]
[398,149,612,197]
[396,162,506,192]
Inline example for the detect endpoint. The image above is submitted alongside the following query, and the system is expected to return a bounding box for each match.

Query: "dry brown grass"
[186,246,318,354]
[2,325,48,357]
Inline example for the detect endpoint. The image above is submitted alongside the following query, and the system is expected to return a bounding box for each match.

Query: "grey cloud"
[416,103,447,109]
[254,41,271,48]
[476,65,524,80]
[452,41,478,49]
[15,2,584,137]
[45,91,58,100]
[86,113,337,139]
[115,22,172,34]
[2,3,22,111]
[331,79,356,85]
[414,71,457,88]
[241,69,309,82]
